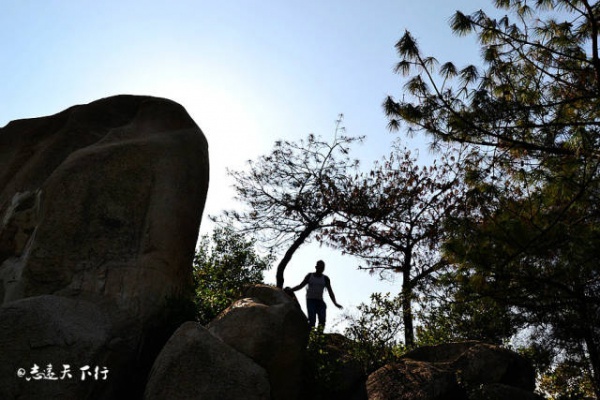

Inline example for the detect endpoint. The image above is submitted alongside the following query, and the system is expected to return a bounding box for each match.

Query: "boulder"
[367,342,539,400]
[208,284,309,400]
[0,295,141,400]
[144,322,270,400]
[405,342,536,391]
[0,95,209,399]
[367,360,464,400]
[453,342,536,391]
[0,95,209,318]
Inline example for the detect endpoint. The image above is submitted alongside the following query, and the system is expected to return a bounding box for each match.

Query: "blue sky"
[1,1,486,331]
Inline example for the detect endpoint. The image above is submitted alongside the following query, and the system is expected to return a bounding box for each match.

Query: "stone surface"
[0,295,141,400]
[208,284,309,400]
[0,95,209,399]
[144,322,270,400]
[367,360,464,400]
[406,342,536,391]
[366,342,539,400]
[454,343,536,391]
[0,95,209,319]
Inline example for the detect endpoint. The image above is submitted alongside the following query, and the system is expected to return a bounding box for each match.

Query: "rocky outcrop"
[367,359,463,400]
[0,95,209,317]
[0,95,209,399]
[143,289,540,400]
[367,342,542,400]
[208,285,310,400]
[0,295,141,400]
[144,322,270,400]
[302,336,540,400]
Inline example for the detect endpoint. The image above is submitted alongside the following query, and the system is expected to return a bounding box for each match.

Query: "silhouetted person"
[289,260,342,328]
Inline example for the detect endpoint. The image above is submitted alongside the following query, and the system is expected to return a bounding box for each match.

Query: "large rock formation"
[208,285,310,400]
[0,295,140,400]
[367,341,543,400]
[143,286,541,400]
[144,322,271,400]
[0,95,209,399]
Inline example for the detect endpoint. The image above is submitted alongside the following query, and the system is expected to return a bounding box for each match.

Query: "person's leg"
[306,299,317,327]
[316,300,327,328]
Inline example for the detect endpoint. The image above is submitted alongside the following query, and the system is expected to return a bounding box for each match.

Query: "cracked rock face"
[367,342,540,400]
[208,285,309,400]
[0,95,209,317]
[0,95,209,399]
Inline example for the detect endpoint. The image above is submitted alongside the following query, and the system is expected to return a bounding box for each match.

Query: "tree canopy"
[385,0,600,396]
[322,142,466,348]
[192,225,273,325]
[219,116,362,287]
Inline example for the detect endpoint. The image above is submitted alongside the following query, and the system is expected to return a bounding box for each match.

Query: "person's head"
[315,260,325,273]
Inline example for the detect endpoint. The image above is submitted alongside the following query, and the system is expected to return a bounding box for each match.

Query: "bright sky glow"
[1,0,489,331]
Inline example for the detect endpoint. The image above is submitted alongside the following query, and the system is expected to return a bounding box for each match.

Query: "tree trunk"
[586,336,600,400]
[275,225,317,288]
[581,306,600,399]
[402,264,415,349]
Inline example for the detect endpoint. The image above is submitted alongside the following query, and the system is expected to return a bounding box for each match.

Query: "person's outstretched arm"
[325,276,343,309]
[289,274,310,292]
